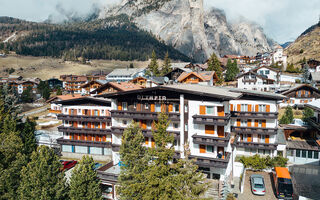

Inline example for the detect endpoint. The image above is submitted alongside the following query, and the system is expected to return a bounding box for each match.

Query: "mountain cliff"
[285,22,320,64]
[100,0,275,62]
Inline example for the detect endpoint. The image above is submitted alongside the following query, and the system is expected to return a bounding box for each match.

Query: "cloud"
[0,0,121,22]
[204,0,320,43]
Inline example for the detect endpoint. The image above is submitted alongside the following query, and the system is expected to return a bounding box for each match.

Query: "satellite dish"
[164,77,169,83]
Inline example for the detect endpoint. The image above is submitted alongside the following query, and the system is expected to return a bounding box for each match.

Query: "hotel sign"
[137,95,166,101]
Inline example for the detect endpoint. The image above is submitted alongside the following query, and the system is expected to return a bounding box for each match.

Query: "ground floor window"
[291,149,319,159]
[75,146,88,154]
[90,147,103,155]
[104,148,112,156]
[62,145,73,152]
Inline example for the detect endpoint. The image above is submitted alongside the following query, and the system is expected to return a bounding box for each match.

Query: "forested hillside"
[0,16,191,62]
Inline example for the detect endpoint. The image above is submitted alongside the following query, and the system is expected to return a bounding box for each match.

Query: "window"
[145,103,149,109]
[241,119,247,126]
[123,120,127,125]
[95,122,99,128]
[94,110,98,116]
[260,135,265,143]
[305,91,309,97]
[206,106,214,115]
[173,123,179,129]
[185,123,188,131]
[302,150,307,158]
[155,103,161,112]
[78,109,81,113]
[134,102,137,109]
[101,110,105,115]
[173,104,179,112]
[314,151,319,159]
[296,150,301,157]
[265,70,270,75]
[241,104,248,112]
[308,151,313,158]
[298,91,301,97]
[259,105,266,112]
[206,145,213,153]
[147,121,152,129]
[122,102,128,111]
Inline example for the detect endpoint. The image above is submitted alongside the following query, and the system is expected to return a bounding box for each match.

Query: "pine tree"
[69,156,102,200]
[302,64,310,83]
[118,122,148,200]
[18,146,68,200]
[146,50,160,77]
[161,51,172,76]
[21,86,33,103]
[279,106,294,124]
[225,59,239,82]
[207,53,223,84]
[19,118,37,157]
[303,107,314,122]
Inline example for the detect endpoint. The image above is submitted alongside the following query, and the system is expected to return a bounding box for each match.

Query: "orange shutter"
[74,109,77,115]
[97,110,100,116]
[266,105,270,112]
[145,137,149,145]
[69,134,72,140]
[118,102,122,110]
[230,104,234,111]
[247,134,252,142]
[68,109,71,115]
[102,135,106,142]
[151,138,155,148]
[88,135,92,141]
[248,105,252,112]
[85,134,88,141]
[200,106,206,115]
[199,145,206,153]
[218,106,225,116]
[254,120,258,127]
[205,125,215,134]
[88,122,91,128]
[237,119,241,127]
[151,104,155,112]
[168,104,173,112]
[80,134,85,140]
[74,121,78,128]
[237,104,241,111]
[142,121,147,129]
[255,105,259,112]
[88,110,91,116]
[95,135,99,141]
[74,134,78,140]
[82,109,85,115]
[262,120,266,128]
[102,122,106,129]
[247,119,252,127]
[265,135,269,143]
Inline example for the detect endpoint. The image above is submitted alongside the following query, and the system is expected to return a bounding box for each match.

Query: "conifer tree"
[207,53,223,84]
[146,50,160,77]
[161,51,172,76]
[69,156,102,200]
[118,122,148,200]
[18,146,68,200]
[19,118,37,158]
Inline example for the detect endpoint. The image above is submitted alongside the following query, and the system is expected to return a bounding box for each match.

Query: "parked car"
[61,160,77,171]
[93,163,102,170]
[250,174,266,195]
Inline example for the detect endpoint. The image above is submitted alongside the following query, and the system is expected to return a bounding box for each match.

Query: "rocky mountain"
[285,22,320,65]
[100,0,275,62]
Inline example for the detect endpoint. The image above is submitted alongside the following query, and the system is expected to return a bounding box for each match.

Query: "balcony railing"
[242,78,257,83]
[231,126,277,135]
[192,114,231,126]
[111,110,180,121]
[111,126,180,139]
[234,135,277,150]
[231,111,278,119]
[192,133,231,147]
[58,126,111,135]
[49,109,62,114]
[57,138,112,148]
[189,153,231,168]
[57,114,111,123]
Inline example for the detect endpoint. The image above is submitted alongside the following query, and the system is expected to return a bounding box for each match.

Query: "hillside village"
[1,41,320,199]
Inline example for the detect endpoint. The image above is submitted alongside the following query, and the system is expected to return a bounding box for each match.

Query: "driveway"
[238,171,277,200]
[289,164,320,200]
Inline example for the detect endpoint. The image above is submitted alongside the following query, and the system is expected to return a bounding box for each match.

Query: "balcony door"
[217,126,224,138]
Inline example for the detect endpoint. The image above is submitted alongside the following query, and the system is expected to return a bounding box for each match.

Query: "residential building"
[280,84,320,108]
[106,68,146,82]
[129,76,166,88]
[165,66,192,81]
[310,72,320,87]
[47,94,83,117]
[81,80,108,95]
[60,75,88,94]
[305,59,320,73]
[236,71,278,92]
[176,71,218,86]
[272,45,287,68]
[252,66,280,83]
[56,97,113,161]
[47,78,63,89]
[90,82,143,95]
[8,80,38,94]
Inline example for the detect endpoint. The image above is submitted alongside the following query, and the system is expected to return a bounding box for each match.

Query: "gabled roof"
[170,62,192,69]
[281,84,320,95]
[306,99,320,111]
[252,66,280,73]
[106,68,145,77]
[46,94,83,103]
[91,82,143,94]
[64,76,87,82]
[229,88,286,100]
[130,76,165,85]
[177,71,217,82]
[80,80,108,88]
[236,71,275,82]
[54,96,111,106]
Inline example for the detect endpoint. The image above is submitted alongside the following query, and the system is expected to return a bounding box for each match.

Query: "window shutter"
[145,137,149,145]
[248,104,252,112]
[265,135,269,143]
[255,105,259,112]
[199,105,206,115]
[199,145,206,153]
[266,105,270,112]
[247,134,252,142]
[237,104,241,111]
[169,104,173,112]
[247,119,252,127]
[151,104,155,112]
[230,104,234,111]
[205,125,215,134]
[117,102,122,110]
[254,120,258,127]
[218,106,225,116]
[262,120,266,128]
[237,119,241,127]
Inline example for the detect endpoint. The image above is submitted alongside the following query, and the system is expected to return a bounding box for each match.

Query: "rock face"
[100,0,275,62]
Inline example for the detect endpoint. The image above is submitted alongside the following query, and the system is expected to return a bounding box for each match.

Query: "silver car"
[250,174,266,195]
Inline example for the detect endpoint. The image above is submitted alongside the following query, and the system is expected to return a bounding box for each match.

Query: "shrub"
[239,155,288,170]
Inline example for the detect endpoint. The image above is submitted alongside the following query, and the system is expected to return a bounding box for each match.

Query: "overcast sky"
[1,0,319,43]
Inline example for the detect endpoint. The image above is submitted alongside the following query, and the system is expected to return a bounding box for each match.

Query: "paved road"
[289,164,320,200]
[238,171,277,200]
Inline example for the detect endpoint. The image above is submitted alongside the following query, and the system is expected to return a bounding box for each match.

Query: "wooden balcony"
[234,136,277,150]
[57,114,111,123]
[111,126,180,139]
[57,138,112,148]
[58,126,111,136]
[231,126,278,135]
[231,111,278,119]
[189,153,230,168]
[192,114,231,126]
[242,78,257,83]
[192,133,231,147]
[49,109,61,114]
[111,110,180,121]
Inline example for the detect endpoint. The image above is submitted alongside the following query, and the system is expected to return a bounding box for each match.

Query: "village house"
[176,71,218,86]
[129,76,166,88]
[106,68,146,82]
[60,75,88,94]
[236,71,278,92]
[81,80,108,95]
[90,82,143,95]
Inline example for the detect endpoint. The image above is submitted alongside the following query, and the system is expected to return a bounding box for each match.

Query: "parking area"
[238,171,277,200]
